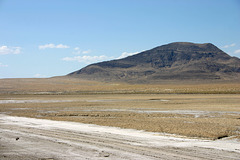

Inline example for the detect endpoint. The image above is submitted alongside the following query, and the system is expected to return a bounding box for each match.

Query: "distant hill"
[68,42,240,83]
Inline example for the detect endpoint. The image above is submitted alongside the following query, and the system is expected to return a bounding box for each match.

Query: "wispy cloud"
[62,50,141,64]
[222,43,236,48]
[0,62,8,67]
[73,47,91,54]
[39,43,69,49]
[62,55,112,64]
[234,49,240,54]
[82,50,91,54]
[117,51,140,59]
[0,46,21,55]
[33,73,47,78]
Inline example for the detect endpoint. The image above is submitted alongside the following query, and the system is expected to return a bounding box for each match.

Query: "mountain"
[68,42,240,83]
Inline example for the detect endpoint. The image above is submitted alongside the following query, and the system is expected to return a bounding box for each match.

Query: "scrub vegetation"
[1,79,240,140]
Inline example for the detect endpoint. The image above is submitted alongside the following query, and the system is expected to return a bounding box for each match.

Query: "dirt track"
[0,114,240,160]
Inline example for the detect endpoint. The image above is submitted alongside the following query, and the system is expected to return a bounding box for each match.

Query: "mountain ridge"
[68,42,240,83]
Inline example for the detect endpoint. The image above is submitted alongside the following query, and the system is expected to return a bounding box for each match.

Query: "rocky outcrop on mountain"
[68,42,240,83]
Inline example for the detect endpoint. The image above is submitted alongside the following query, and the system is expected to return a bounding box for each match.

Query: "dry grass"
[1,94,240,140]
[1,77,240,139]
[0,77,240,94]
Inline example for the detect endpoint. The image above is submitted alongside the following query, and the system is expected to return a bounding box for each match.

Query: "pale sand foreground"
[0,114,239,160]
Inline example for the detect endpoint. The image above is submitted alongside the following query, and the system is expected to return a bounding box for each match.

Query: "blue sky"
[0,0,240,78]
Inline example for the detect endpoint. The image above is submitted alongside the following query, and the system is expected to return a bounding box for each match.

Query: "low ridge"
[68,42,240,83]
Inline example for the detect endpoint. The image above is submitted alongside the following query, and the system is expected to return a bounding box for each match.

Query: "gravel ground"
[0,114,240,160]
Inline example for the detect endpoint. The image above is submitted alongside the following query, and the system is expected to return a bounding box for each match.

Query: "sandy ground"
[0,114,240,160]
[1,94,240,139]
[0,100,75,104]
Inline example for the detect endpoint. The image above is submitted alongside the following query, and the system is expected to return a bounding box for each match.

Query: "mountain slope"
[68,42,240,83]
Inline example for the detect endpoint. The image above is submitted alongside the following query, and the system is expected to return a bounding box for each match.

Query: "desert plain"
[0,77,240,159]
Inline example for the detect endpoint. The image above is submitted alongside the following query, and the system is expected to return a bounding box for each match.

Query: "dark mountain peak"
[154,42,221,53]
[167,42,214,46]
[68,42,240,83]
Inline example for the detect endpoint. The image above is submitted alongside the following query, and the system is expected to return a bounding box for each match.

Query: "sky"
[0,0,240,78]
